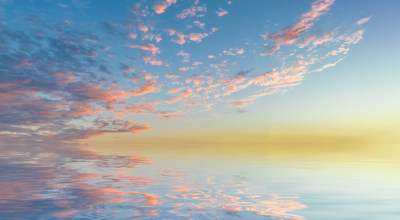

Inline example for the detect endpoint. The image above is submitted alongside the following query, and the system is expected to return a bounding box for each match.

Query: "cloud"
[177,5,207,19]
[298,35,315,48]
[312,31,334,46]
[171,33,186,44]
[264,0,335,52]
[216,8,229,16]
[193,20,205,28]
[168,87,184,94]
[142,53,163,65]
[129,43,160,54]
[142,33,162,42]
[338,29,364,45]
[12,57,33,69]
[153,0,177,14]
[56,120,152,140]
[315,57,343,72]
[223,48,245,56]
[229,89,278,107]
[128,32,137,39]
[181,89,193,97]
[179,66,191,71]
[165,28,176,36]
[138,24,149,32]
[131,78,160,96]
[177,51,190,63]
[167,96,183,104]
[189,33,208,43]
[356,16,372,25]
[229,101,248,107]
[165,73,180,79]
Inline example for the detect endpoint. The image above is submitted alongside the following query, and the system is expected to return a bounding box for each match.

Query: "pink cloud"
[177,5,207,19]
[52,209,77,218]
[338,29,364,45]
[142,54,163,65]
[189,33,208,43]
[53,72,78,86]
[165,28,176,36]
[128,32,137,39]
[216,8,229,16]
[172,33,186,44]
[179,66,191,71]
[181,89,193,97]
[168,87,184,94]
[229,89,278,107]
[312,31,335,46]
[166,73,180,79]
[153,0,177,14]
[236,48,245,54]
[177,51,190,63]
[13,58,33,69]
[193,20,205,28]
[264,0,335,52]
[123,102,159,114]
[129,43,160,54]
[131,79,160,96]
[138,24,149,32]
[356,16,372,25]
[167,96,183,104]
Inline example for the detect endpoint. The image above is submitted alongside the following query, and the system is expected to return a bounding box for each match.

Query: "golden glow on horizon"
[85,118,400,168]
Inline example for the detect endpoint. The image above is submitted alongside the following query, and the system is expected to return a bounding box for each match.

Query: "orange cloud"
[153,0,177,14]
[168,87,184,94]
[264,0,335,52]
[138,24,149,32]
[53,72,78,86]
[129,43,160,54]
[131,79,160,96]
[128,32,137,39]
[181,89,193,97]
[142,54,163,65]
[189,33,208,43]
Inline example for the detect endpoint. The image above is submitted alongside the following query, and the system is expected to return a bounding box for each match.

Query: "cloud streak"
[264,0,335,52]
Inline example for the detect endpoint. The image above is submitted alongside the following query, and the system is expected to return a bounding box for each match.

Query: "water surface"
[1,143,399,219]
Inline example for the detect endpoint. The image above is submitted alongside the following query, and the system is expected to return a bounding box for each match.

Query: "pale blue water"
[0,144,399,219]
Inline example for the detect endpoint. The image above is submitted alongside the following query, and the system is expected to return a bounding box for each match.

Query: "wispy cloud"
[177,5,207,19]
[216,8,229,16]
[129,43,160,54]
[263,0,335,52]
[356,16,372,25]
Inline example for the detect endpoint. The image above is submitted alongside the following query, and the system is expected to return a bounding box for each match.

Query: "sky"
[1,0,399,147]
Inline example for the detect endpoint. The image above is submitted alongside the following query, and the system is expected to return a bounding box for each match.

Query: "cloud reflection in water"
[0,146,306,219]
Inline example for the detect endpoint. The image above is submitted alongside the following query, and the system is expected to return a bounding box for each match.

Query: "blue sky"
[0,0,399,145]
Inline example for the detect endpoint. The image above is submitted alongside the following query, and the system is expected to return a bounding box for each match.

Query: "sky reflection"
[0,145,307,219]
